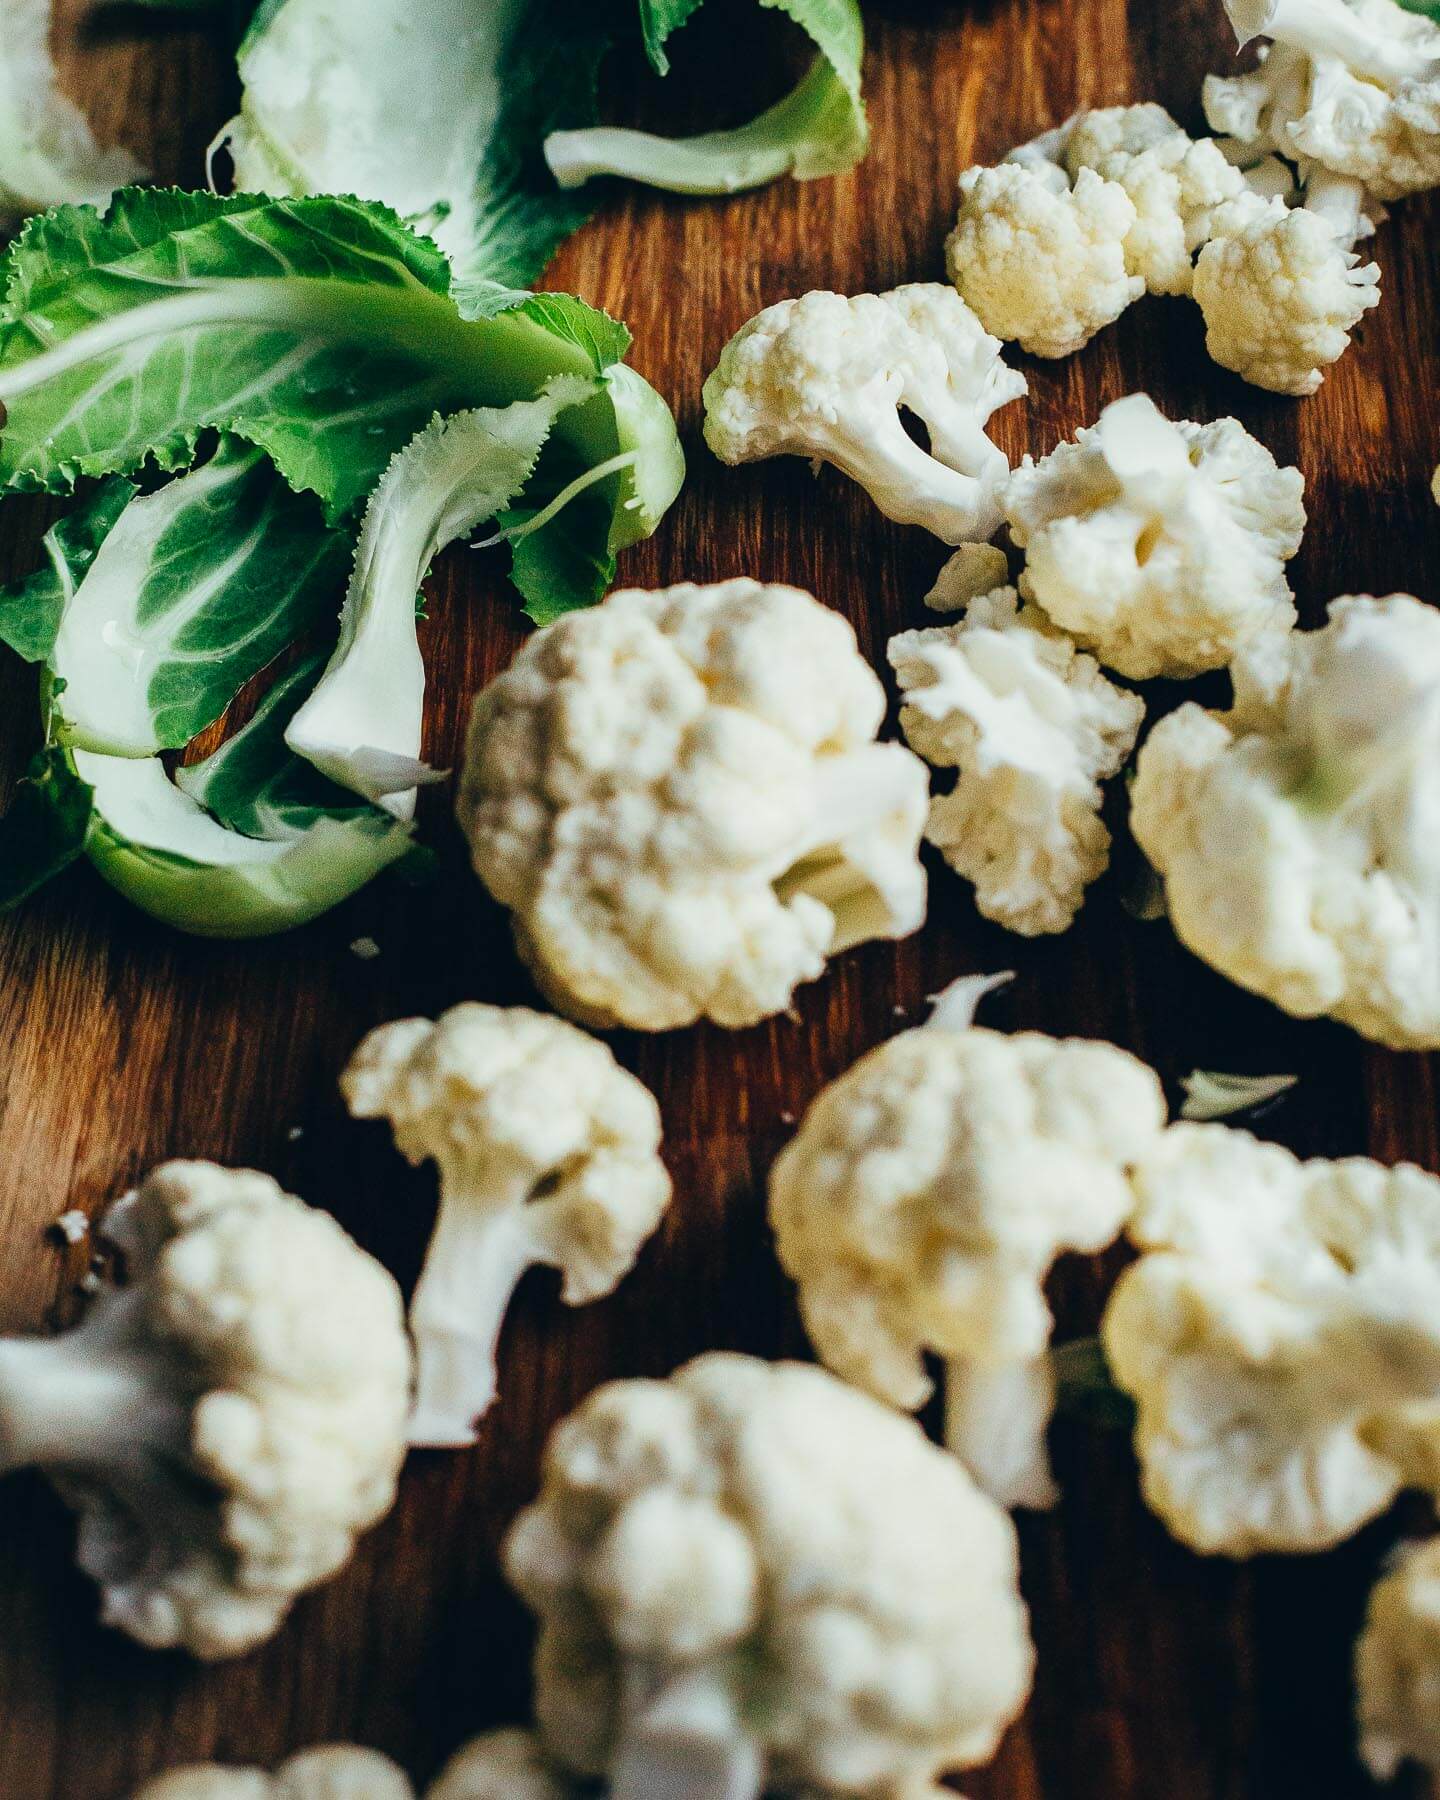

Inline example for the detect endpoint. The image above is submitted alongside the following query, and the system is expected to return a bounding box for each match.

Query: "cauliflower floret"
[1103,1123,1440,1556]
[768,1001,1167,1507]
[427,1731,575,1799]
[457,579,930,1032]
[1130,594,1440,1049]
[888,587,1144,935]
[701,285,1027,543]
[946,158,1144,357]
[1193,178,1381,394]
[1003,394,1306,678]
[0,1166,410,1660]
[924,542,1012,611]
[1355,1537,1440,1780]
[132,1748,415,1799]
[342,1004,671,1448]
[504,1353,1034,1795]
[1062,103,1250,295]
[1204,0,1440,202]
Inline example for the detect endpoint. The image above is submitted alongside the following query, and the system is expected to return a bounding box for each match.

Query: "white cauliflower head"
[888,587,1144,935]
[1204,0,1440,203]
[457,579,930,1032]
[1061,103,1250,295]
[1104,1123,1440,1556]
[427,1731,575,1799]
[342,1004,671,1448]
[769,1006,1167,1507]
[1003,394,1306,678]
[132,1748,415,1799]
[701,285,1027,543]
[504,1352,1034,1797]
[1355,1537,1440,1780]
[0,1163,411,1659]
[1130,593,1440,1049]
[946,156,1144,358]
[1192,179,1381,394]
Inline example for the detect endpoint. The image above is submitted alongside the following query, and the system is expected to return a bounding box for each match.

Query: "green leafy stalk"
[1051,1338,1137,1434]
[0,190,682,614]
[546,0,869,196]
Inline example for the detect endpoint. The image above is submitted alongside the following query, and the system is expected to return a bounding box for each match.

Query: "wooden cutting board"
[2,1,1437,1795]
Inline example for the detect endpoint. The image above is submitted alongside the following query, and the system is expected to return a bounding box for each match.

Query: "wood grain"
[2,1,1438,1795]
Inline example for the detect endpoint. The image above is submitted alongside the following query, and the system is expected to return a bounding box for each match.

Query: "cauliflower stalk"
[1355,1536,1440,1780]
[702,286,1027,544]
[1131,593,1440,1049]
[133,1747,415,1799]
[457,580,930,1032]
[504,1352,1035,1798]
[1192,170,1381,394]
[768,992,1167,1507]
[1104,1124,1440,1555]
[889,586,1144,935]
[1003,394,1306,679]
[1205,0,1440,202]
[0,1162,410,1659]
[342,1004,672,1448]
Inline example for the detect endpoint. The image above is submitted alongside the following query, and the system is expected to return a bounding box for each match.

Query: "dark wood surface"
[2,1,1438,1795]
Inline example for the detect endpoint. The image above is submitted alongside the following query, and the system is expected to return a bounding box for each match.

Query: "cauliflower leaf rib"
[0,1162,410,1659]
[546,0,868,197]
[703,286,1026,545]
[342,1005,672,1447]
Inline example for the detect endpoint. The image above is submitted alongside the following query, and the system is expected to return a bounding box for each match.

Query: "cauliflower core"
[1192,176,1381,395]
[1104,1124,1440,1556]
[769,1007,1167,1508]
[1355,1537,1440,1780]
[889,587,1144,935]
[701,285,1027,543]
[1131,594,1440,1049]
[457,580,931,1032]
[342,1004,671,1448]
[0,1162,410,1660]
[505,1353,1034,1797]
[1003,394,1306,679]
[133,1747,415,1799]
[1205,0,1440,203]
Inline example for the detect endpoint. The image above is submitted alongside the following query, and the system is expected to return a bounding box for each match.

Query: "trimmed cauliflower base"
[1356,1537,1440,1780]
[132,1748,415,1799]
[1004,394,1306,679]
[1131,594,1440,1049]
[769,1021,1166,1507]
[457,580,930,1032]
[701,285,1027,543]
[342,1004,671,1447]
[1204,0,1440,203]
[505,1353,1034,1796]
[889,587,1144,935]
[0,1162,411,1660]
[1104,1124,1440,1556]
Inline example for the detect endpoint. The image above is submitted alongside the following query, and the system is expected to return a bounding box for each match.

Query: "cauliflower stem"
[944,1354,1061,1511]
[609,1664,765,1800]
